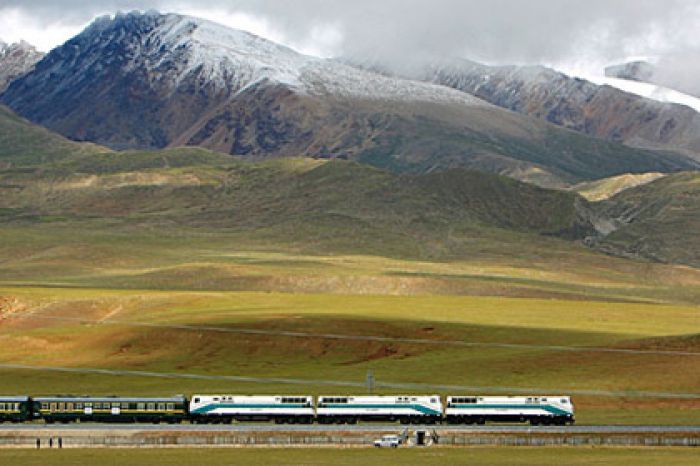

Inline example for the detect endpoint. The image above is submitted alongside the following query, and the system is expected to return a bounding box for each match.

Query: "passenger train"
[0,394,575,425]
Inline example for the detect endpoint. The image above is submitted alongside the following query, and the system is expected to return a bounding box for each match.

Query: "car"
[374,435,401,448]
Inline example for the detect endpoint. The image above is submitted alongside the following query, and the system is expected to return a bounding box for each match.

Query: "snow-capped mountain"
[414,58,700,161]
[2,11,696,186]
[0,40,44,92]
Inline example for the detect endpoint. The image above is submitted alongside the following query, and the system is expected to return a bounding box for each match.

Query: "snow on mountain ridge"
[0,39,45,93]
[588,76,700,113]
[88,11,488,106]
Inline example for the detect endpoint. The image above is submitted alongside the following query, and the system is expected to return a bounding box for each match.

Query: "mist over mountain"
[606,59,700,100]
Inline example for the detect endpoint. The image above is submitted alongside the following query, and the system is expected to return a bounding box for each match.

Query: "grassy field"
[1,285,699,425]
[1,448,699,466]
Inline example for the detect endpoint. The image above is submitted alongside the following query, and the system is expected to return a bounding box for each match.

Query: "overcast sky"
[1,0,699,78]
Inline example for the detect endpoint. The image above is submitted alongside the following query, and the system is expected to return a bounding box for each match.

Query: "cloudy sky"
[1,0,699,78]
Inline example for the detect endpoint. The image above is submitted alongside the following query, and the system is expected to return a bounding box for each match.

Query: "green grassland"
[2,448,699,466]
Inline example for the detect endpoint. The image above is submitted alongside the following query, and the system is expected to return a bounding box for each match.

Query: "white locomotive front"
[445,395,575,425]
[316,395,442,424]
[189,395,314,424]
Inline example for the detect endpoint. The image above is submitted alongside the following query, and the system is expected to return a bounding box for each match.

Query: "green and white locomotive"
[189,395,314,424]
[316,395,443,424]
[445,395,575,425]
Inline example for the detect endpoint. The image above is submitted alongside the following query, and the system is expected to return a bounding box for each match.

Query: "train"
[0,394,575,425]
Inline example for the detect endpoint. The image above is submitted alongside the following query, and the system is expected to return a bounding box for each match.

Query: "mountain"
[0,40,44,92]
[413,59,700,162]
[0,93,594,251]
[605,61,655,83]
[592,172,700,267]
[2,11,697,187]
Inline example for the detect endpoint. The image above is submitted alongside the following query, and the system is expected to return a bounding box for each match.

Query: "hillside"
[2,12,697,187]
[572,172,666,201]
[0,105,107,167]
[0,155,594,254]
[594,172,700,267]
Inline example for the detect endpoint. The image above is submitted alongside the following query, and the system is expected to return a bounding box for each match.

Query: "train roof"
[32,396,186,402]
[0,396,30,401]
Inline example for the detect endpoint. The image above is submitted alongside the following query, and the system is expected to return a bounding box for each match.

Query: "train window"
[158,403,165,411]
[0,403,5,410]
[121,403,129,410]
[137,403,145,410]
[167,403,174,411]
[147,403,155,411]
[561,399,568,404]
[194,398,200,403]
[76,403,83,409]
[85,402,92,408]
[213,397,220,402]
[431,398,437,404]
[67,403,74,411]
[50,403,57,412]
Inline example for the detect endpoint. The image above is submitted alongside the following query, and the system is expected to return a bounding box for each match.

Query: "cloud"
[2,0,700,75]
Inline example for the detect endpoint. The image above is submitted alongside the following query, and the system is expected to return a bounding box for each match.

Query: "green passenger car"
[32,396,187,423]
[0,396,31,423]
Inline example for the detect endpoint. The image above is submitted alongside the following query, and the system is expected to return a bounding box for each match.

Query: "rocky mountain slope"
[2,11,696,187]
[0,40,44,92]
[414,59,700,161]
